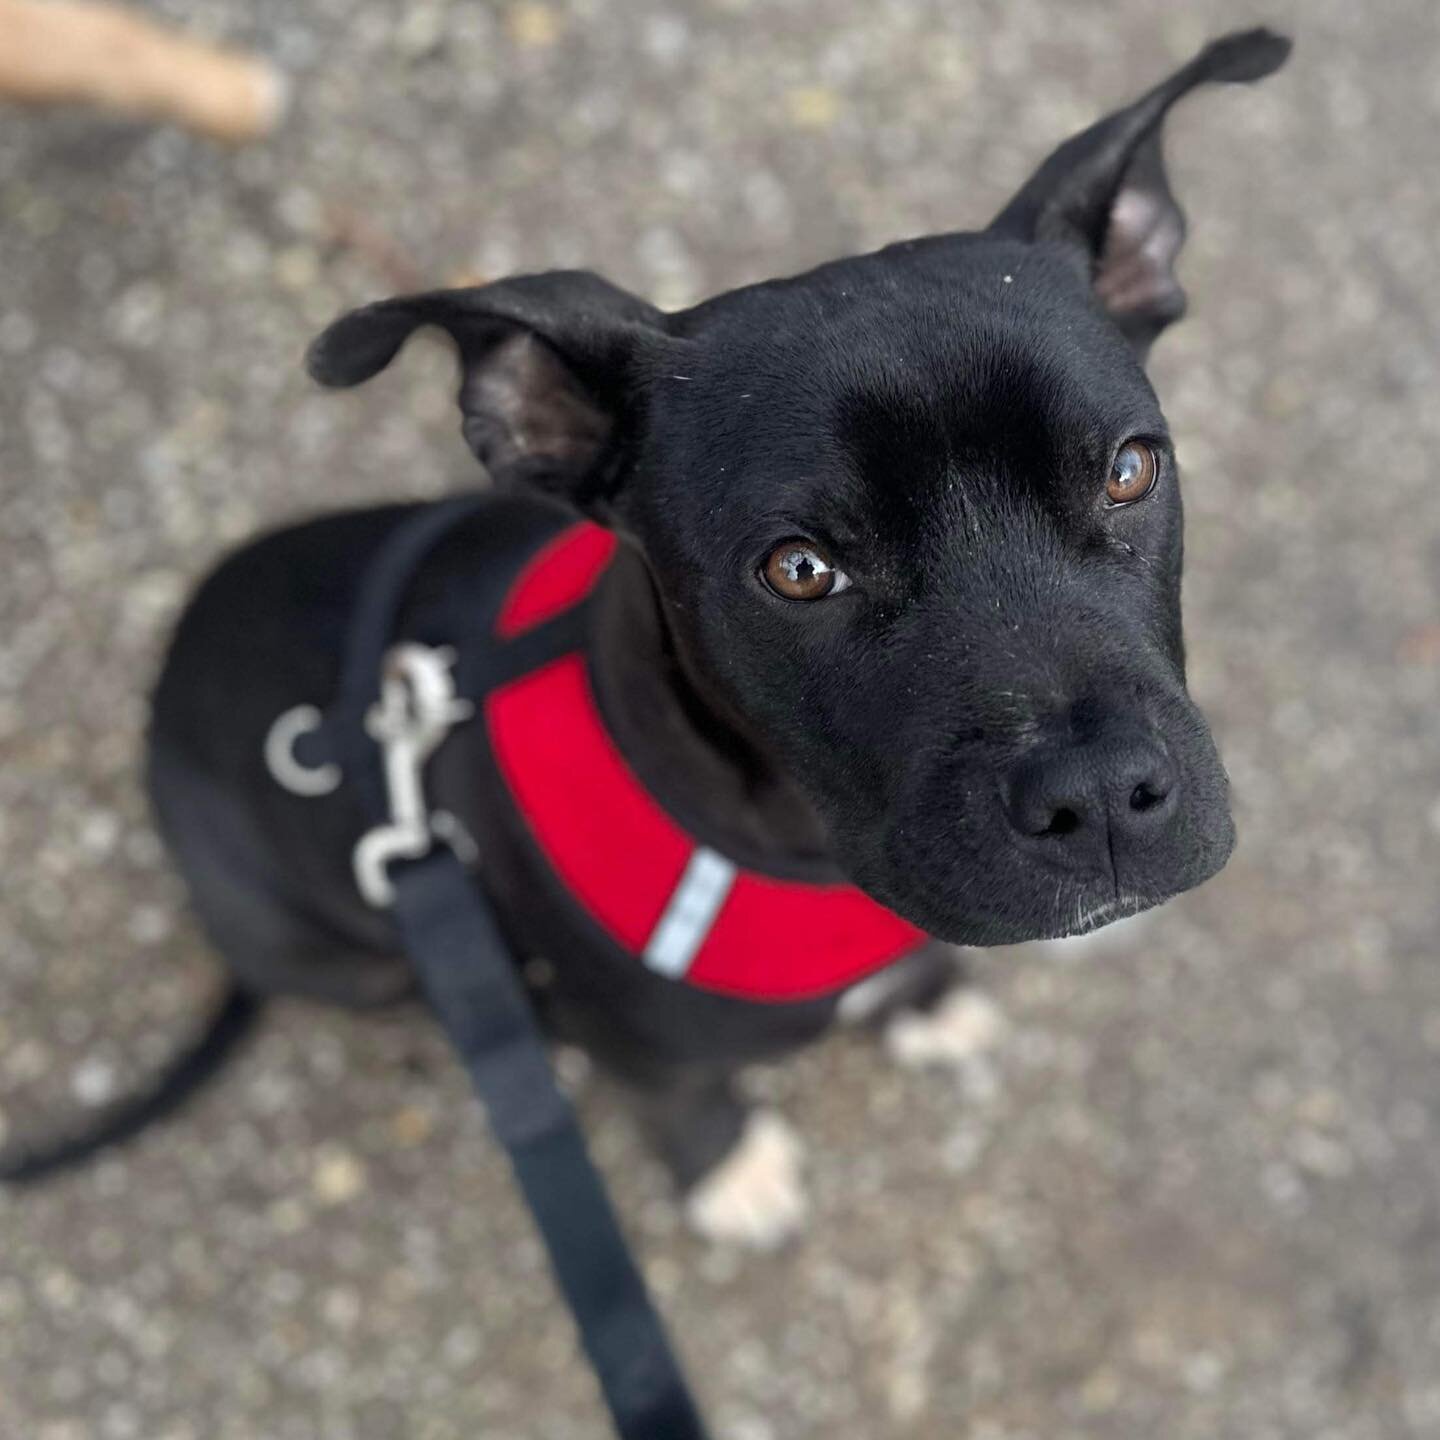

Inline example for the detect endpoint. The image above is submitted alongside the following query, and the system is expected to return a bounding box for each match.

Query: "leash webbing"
[336,500,709,1440]
[392,850,708,1440]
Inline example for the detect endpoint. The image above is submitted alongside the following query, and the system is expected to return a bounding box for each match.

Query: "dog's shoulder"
[153,493,581,757]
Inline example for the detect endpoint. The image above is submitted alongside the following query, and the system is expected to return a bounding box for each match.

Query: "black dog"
[2,30,1288,1244]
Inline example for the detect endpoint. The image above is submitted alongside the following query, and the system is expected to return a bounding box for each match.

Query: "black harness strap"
[338,500,708,1440]
[329,496,493,814]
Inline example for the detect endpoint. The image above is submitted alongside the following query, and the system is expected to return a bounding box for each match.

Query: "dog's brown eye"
[1106,440,1159,505]
[761,540,850,600]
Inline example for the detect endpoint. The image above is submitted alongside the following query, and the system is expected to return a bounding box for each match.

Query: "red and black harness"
[284,495,920,1440]
[485,516,924,1002]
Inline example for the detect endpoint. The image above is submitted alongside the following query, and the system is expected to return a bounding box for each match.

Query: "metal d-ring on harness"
[263,496,709,1440]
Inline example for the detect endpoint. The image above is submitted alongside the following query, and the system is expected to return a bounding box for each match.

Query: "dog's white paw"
[684,1110,807,1250]
[884,988,1007,1071]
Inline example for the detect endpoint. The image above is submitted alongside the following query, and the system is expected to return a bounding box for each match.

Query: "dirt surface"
[2,2,1438,1437]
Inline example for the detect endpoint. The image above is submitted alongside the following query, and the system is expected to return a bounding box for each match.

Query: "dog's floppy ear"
[989,28,1290,355]
[307,271,673,502]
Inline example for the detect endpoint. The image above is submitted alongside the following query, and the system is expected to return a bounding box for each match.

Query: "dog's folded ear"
[307,271,675,503]
[988,27,1290,355]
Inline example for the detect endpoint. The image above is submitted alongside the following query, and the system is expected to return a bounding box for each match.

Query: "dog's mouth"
[875,875,1174,948]
[846,814,1227,948]
[1048,890,1164,938]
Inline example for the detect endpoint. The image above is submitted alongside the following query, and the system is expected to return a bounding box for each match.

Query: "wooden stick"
[0,0,286,142]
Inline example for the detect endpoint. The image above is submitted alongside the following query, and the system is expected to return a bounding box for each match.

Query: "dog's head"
[308,29,1288,945]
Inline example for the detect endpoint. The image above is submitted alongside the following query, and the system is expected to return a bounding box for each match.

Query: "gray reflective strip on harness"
[641,847,737,979]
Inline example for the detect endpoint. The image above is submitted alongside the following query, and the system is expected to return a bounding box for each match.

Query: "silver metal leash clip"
[351,643,476,907]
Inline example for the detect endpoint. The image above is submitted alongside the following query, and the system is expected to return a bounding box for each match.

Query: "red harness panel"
[486,522,924,1002]
[496,522,618,638]
[489,653,694,952]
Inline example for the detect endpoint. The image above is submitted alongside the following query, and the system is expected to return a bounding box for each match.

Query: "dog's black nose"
[1004,728,1179,869]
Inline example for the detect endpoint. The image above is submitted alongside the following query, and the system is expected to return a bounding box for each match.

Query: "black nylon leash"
[335,499,709,1440]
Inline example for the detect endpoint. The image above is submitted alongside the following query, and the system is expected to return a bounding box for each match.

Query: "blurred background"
[1,1,1438,1437]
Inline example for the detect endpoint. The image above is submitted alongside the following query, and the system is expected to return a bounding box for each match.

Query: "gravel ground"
[2,2,1438,1437]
